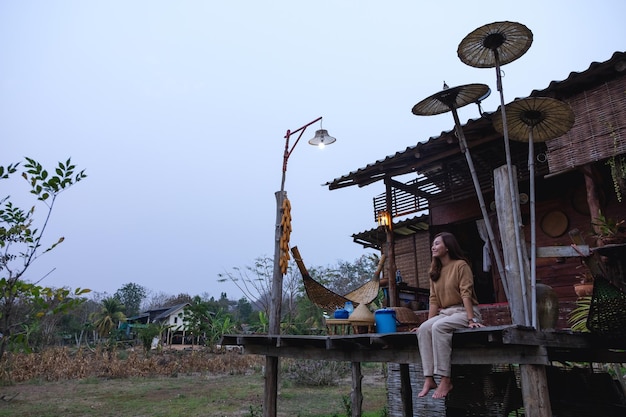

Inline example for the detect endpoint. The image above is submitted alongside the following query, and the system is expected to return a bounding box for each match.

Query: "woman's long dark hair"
[429,232,469,282]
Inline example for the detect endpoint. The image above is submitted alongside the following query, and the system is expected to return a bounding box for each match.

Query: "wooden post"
[519,365,552,417]
[385,177,398,307]
[399,363,413,417]
[350,362,363,417]
[493,165,530,326]
[264,356,279,417]
[580,163,604,234]
[264,190,286,417]
[494,166,552,417]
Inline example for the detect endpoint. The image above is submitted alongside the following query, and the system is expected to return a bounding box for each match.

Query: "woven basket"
[387,307,420,324]
[587,276,626,341]
[292,246,385,311]
[387,307,420,330]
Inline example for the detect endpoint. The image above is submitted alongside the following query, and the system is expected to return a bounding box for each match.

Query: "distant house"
[125,303,190,345]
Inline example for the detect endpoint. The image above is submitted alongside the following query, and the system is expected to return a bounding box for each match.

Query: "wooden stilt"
[263,356,279,417]
[519,365,552,417]
[351,362,363,417]
[399,363,413,417]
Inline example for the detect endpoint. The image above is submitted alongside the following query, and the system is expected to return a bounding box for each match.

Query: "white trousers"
[417,305,480,378]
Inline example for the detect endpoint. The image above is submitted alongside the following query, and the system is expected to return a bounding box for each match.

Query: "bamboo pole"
[451,107,511,301]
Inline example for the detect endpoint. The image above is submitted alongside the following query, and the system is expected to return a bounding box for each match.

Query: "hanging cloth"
[476,219,492,272]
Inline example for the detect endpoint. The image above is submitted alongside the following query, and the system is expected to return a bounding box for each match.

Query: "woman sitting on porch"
[411,231,484,399]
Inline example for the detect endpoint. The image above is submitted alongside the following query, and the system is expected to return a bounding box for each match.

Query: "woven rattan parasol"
[457,21,533,68]
[458,21,534,326]
[493,97,575,328]
[411,83,490,116]
[492,97,575,142]
[412,83,509,301]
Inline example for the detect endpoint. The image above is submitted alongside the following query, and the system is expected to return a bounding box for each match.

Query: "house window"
[174,317,178,324]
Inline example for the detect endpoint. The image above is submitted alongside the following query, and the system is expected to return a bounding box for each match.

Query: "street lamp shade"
[308,129,337,148]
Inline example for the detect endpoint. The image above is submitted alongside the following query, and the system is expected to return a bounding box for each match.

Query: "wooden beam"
[388,178,434,200]
[536,245,590,258]
[452,346,549,365]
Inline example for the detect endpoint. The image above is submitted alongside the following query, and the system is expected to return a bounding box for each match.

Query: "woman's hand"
[468,322,484,329]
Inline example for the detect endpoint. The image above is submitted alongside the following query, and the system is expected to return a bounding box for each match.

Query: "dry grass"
[0,347,388,417]
[1,346,264,383]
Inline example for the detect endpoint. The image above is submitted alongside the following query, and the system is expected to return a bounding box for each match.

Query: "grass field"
[0,349,388,417]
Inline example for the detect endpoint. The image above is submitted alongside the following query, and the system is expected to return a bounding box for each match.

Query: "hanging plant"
[606,125,626,202]
[591,210,626,244]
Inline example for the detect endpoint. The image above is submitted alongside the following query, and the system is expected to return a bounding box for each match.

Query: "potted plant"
[568,295,591,332]
[573,270,594,298]
[591,210,626,244]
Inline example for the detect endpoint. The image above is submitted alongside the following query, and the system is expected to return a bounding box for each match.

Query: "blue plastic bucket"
[334,309,349,319]
[374,309,397,333]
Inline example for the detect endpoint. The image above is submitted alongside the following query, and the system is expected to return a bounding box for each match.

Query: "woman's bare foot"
[432,376,453,399]
[417,376,437,397]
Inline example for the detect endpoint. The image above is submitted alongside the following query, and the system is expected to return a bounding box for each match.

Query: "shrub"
[282,358,350,386]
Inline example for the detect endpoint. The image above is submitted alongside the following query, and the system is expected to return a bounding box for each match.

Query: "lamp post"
[265,117,335,417]
[270,116,336,335]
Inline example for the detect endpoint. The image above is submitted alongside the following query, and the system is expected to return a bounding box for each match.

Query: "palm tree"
[90,297,126,339]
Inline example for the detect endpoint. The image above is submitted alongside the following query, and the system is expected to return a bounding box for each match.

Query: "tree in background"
[0,158,89,362]
[207,309,236,347]
[217,256,300,322]
[114,282,147,317]
[143,291,173,310]
[290,295,325,335]
[319,253,380,295]
[163,293,193,307]
[234,297,253,324]
[182,296,214,347]
[57,297,101,347]
[90,297,126,340]
[136,322,170,354]
[219,254,379,334]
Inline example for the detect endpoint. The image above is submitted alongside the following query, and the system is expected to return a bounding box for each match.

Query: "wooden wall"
[389,162,626,304]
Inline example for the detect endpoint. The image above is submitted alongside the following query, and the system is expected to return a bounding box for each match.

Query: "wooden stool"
[324,319,353,335]
[350,320,375,334]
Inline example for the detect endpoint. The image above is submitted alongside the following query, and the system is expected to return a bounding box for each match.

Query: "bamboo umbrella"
[492,97,575,328]
[458,21,533,325]
[412,83,510,300]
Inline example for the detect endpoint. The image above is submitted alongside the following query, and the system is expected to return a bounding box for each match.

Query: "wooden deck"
[222,325,626,365]
[221,326,626,416]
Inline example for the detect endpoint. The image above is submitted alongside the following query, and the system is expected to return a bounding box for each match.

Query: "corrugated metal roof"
[325,51,626,191]
[352,214,429,249]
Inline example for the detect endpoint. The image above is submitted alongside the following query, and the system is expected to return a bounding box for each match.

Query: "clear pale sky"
[1,1,624,301]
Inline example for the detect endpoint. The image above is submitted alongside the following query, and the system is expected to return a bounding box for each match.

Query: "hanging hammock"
[291,246,385,311]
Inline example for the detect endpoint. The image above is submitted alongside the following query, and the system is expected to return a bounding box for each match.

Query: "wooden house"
[225,52,626,417]
[125,303,191,345]
[328,51,626,315]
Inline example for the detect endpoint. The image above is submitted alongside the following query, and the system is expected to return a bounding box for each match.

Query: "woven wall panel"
[546,76,626,173]
[386,363,445,417]
[415,232,431,289]
[394,238,418,287]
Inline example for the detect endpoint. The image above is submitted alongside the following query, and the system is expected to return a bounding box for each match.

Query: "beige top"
[428,259,479,309]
